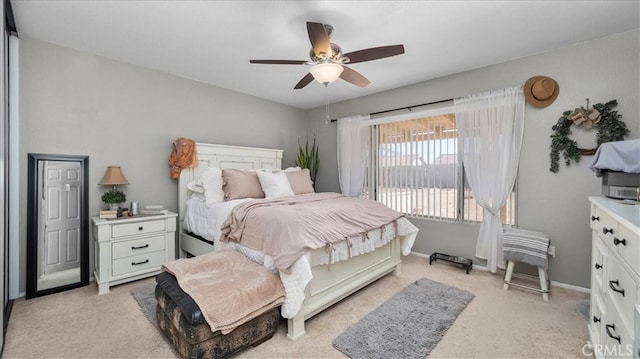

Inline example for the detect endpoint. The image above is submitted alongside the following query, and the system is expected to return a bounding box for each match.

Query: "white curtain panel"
[337,114,371,197]
[454,86,525,273]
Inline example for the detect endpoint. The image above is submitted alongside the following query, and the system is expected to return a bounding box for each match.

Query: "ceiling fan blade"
[249,59,308,65]
[307,22,331,58]
[343,44,405,64]
[340,66,370,87]
[294,73,315,90]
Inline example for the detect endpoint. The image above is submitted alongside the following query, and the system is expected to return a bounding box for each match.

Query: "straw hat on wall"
[524,76,559,108]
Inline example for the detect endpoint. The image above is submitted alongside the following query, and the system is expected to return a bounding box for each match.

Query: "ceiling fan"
[249,22,405,89]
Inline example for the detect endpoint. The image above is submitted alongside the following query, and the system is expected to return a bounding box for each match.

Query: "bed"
[177,143,419,340]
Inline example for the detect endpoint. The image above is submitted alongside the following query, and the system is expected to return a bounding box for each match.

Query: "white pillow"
[197,167,225,206]
[190,191,206,201]
[256,171,294,199]
[284,166,302,172]
[187,180,204,193]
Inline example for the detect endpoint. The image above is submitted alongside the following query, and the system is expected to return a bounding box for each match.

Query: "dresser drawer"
[593,237,609,294]
[635,305,640,359]
[615,224,639,276]
[111,219,166,238]
[589,293,606,347]
[595,209,619,249]
[112,250,166,277]
[607,256,638,332]
[111,235,166,260]
[602,300,634,357]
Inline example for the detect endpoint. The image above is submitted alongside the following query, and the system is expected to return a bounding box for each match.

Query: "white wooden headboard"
[178,143,283,221]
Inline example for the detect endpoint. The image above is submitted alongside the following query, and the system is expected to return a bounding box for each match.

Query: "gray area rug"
[576,300,589,321]
[130,282,158,326]
[333,278,474,359]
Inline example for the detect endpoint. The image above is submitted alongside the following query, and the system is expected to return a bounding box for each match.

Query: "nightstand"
[92,211,177,294]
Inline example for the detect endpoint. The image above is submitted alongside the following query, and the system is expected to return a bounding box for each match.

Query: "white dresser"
[589,196,639,358]
[92,212,177,294]
[635,305,640,359]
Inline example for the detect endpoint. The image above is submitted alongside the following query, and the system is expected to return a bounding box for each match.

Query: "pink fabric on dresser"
[219,192,404,272]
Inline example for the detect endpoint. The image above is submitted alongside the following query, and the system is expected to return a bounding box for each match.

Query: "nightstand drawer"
[111,219,166,238]
[112,250,166,277]
[111,235,166,260]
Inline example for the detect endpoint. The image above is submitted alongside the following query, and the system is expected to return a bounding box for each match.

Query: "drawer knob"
[602,227,614,235]
[138,226,144,231]
[605,324,621,344]
[131,259,150,266]
[609,280,625,296]
[594,263,602,270]
[613,237,626,246]
[591,216,600,221]
[131,244,149,250]
[592,315,600,323]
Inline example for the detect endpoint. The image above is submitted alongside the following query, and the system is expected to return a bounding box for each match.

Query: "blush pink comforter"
[219,192,403,272]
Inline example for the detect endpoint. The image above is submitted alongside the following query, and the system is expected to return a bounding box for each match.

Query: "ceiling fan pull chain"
[325,85,331,124]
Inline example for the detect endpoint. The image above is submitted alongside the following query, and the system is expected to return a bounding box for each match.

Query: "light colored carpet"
[332,278,474,358]
[3,255,590,358]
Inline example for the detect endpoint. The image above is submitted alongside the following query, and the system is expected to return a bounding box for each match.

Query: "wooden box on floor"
[155,283,280,359]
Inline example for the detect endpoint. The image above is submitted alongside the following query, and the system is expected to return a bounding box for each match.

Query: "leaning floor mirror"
[26,153,90,298]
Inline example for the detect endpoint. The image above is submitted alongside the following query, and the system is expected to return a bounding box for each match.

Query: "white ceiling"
[10,1,640,110]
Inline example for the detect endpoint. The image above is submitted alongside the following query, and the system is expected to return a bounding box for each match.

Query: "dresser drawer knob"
[602,227,614,235]
[592,315,600,323]
[131,244,149,250]
[594,263,602,270]
[591,216,600,221]
[609,280,625,296]
[613,237,626,246]
[605,324,621,344]
[138,226,144,231]
[131,259,150,266]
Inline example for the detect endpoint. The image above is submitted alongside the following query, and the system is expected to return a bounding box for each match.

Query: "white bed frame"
[178,143,402,340]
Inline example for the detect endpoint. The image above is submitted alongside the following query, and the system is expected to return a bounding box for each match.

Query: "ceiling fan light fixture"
[310,62,344,85]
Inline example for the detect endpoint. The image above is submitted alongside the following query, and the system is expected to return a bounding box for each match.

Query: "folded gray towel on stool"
[502,228,550,269]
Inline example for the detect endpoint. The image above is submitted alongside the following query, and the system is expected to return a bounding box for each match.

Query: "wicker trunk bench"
[155,271,281,359]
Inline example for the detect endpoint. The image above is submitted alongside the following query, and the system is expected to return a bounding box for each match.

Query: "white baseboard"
[412,251,590,294]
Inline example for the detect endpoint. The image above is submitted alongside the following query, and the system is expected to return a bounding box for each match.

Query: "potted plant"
[296,137,320,188]
[101,188,126,210]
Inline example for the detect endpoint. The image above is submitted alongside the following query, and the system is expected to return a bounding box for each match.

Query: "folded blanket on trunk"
[162,250,285,335]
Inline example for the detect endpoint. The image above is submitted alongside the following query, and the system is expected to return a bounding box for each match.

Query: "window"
[367,107,516,225]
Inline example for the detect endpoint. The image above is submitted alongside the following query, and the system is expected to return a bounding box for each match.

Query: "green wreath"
[549,99,629,173]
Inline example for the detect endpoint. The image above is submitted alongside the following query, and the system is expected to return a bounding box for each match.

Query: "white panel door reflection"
[37,160,81,291]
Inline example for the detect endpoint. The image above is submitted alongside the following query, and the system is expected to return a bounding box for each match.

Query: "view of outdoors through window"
[370,112,515,225]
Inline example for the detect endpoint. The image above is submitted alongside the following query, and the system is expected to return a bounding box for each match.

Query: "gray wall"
[308,30,640,288]
[15,30,640,293]
[17,37,307,293]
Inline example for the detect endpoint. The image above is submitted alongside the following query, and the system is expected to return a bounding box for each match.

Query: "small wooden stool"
[502,228,550,301]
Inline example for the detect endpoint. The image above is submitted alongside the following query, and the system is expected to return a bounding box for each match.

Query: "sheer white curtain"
[454,86,525,273]
[337,114,370,197]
